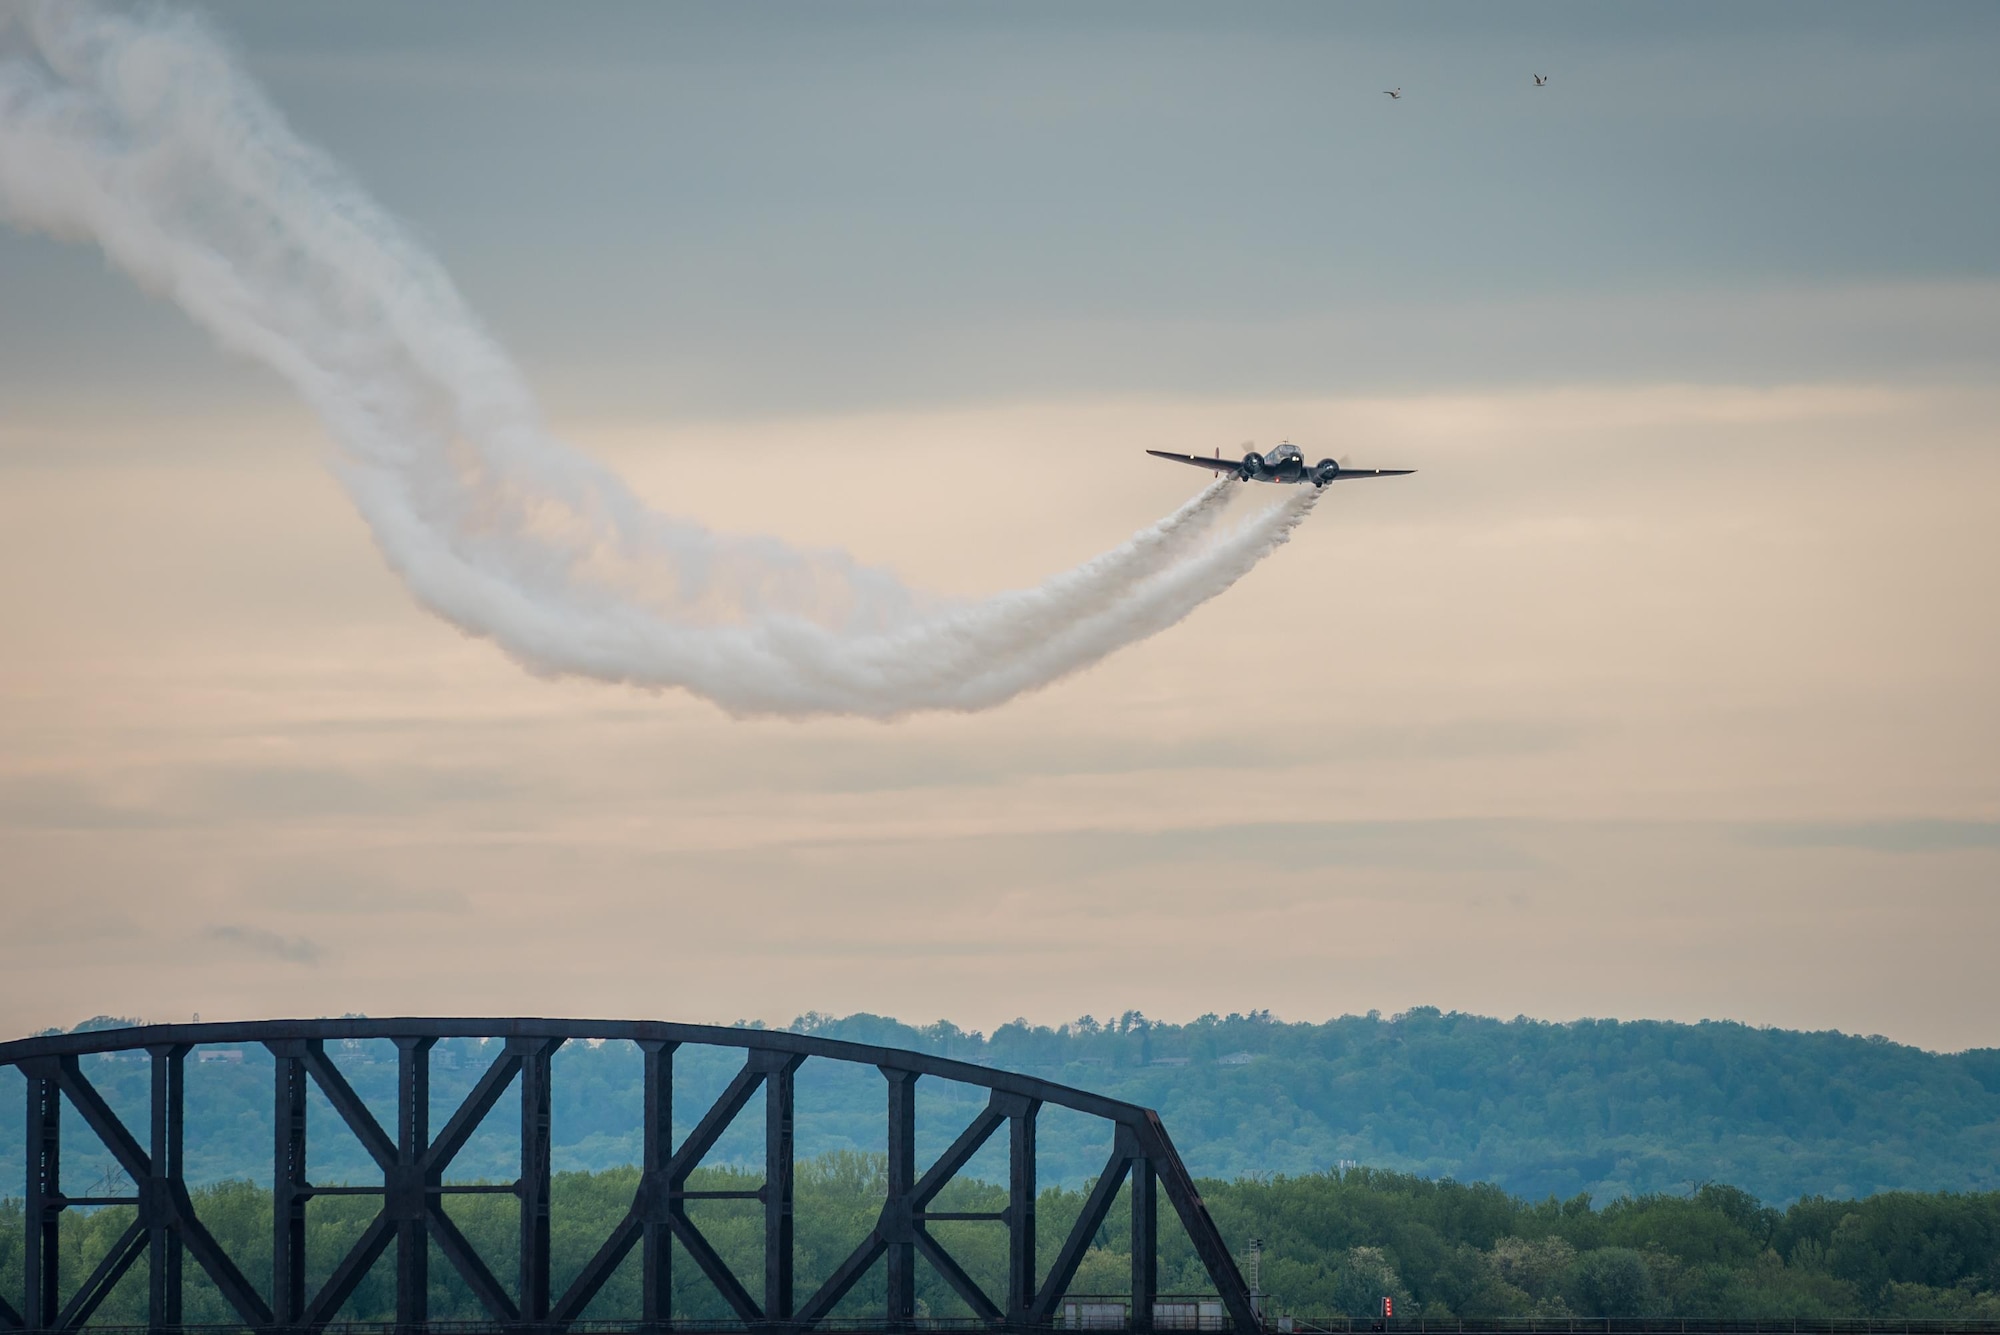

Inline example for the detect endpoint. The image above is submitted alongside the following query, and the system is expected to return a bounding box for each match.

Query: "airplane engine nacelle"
[1241,451,1264,475]
[1314,458,1340,484]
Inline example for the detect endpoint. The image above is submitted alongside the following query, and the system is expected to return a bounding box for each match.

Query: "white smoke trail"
[0,3,1323,718]
[951,486,1323,709]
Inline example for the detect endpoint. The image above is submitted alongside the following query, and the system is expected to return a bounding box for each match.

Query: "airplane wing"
[1146,449,1241,472]
[1324,468,1416,480]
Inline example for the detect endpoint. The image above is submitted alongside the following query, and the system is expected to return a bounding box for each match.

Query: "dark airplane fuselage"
[1143,444,1415,486]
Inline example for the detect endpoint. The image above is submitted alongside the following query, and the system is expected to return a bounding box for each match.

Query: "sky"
[2,1,1997,1050]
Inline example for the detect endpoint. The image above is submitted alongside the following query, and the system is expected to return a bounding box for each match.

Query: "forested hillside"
[4,1009,1999,1204]
[5,1163,1999,1322]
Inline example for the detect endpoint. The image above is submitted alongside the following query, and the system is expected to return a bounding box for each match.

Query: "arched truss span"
[0,1018,1257,1332]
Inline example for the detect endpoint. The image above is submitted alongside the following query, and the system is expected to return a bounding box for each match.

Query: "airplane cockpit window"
[1269,443,1303,461]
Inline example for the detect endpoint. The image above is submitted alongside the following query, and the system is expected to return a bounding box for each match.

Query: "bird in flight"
[1384,87,1403,100]
[1533,74,1548,86]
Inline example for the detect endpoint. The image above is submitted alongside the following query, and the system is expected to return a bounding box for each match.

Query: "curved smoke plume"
[0,3,1320,717]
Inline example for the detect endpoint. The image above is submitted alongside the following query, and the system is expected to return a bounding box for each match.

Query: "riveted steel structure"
[0,1018,1257,1334]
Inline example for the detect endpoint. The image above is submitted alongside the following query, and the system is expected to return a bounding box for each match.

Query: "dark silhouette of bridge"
[0,1018,1257,1334]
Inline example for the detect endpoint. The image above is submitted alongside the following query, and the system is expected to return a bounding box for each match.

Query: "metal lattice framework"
[0,1018,1257,1333]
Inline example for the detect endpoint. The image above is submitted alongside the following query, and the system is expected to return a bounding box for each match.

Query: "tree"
[1567,1247,1657,1317]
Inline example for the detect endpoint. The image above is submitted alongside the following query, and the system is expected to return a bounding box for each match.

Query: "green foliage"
[1200,1168,2000,1321]
[1566,1247,1655,1317]
[6,1161,2000,1323]
[13,1009,1996,1204]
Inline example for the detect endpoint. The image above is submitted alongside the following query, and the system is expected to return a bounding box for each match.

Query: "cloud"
[205,924,325,965]
[1741,821,2000,854]
[0,765,530,832]
[184,763,527,821]
[0,776,173,831]
[247,863,470,917]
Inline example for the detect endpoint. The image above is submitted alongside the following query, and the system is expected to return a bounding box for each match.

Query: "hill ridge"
[4,1007,1996,1204]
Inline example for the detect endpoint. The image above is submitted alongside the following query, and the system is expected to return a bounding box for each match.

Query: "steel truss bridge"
[0,1019,1257,1334]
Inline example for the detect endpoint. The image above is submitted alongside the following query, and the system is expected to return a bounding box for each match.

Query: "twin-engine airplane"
[1146,441,1415,487]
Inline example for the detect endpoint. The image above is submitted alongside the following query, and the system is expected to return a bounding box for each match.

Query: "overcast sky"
[2,2,1997,1050]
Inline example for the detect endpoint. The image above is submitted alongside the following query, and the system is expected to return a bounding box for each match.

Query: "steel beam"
[765,1052,802,1321]
[667,1210,763,1323]
[53,1220,145,1331]
[427,1203,518,1323]
[146,1045,187,1332]
[38,1051,270,1332]
[300,1212,394,1328]
[1,1018,1153,1124]
[1138,1112,1259,1332]
[1006,1094,1041,1322]
[424,1042,524,1172]
[548,1039,682,1329]
[271,1043,309,1326]
[667,1056,766,1181]
[517,1036,562,1322]
[641,1039,676,1324]
[301,1041,397,1171]
[425,1041,534,1323]
[1131,1152,1157,1327]
[0,1018,1262,1334]
[911,1098,1008,1209]
[912,1228,1003,1323]
[658,1049,796,1323]
[53,1057,149,1180]
[793,1232,885,1329]
[884,1067,918,1328]
[792,1065,917,1330]
[22,1060,59,1333]
[171,1196,272,1328]
[394,1036,435,1329]
[1032,1137,1135,1318]
[550,1210,639,1329]
[879,1090,1022,1328]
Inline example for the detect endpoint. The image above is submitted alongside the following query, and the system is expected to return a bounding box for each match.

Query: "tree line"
[4,1159,1999,1324]
[8,1008,2000,1204]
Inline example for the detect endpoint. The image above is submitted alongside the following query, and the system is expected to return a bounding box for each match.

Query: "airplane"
[1533,73,1548,86]
[1384,87,1402,100]
[1146,441,1415,488]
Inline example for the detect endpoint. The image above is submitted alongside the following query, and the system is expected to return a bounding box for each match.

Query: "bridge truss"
[0,1019,1257,1333]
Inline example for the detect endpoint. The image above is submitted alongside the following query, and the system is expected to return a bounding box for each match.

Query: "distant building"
[196,1049,245,1064]
[1149,1056,1191,1068]
[1216,1051,1256,1066]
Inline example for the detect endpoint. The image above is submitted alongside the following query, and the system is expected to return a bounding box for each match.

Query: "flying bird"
[1533,73,1548,86]
[1384,87,1402,100]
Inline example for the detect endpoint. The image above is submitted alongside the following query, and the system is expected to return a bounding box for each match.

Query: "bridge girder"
[0,1018,1258,1333]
